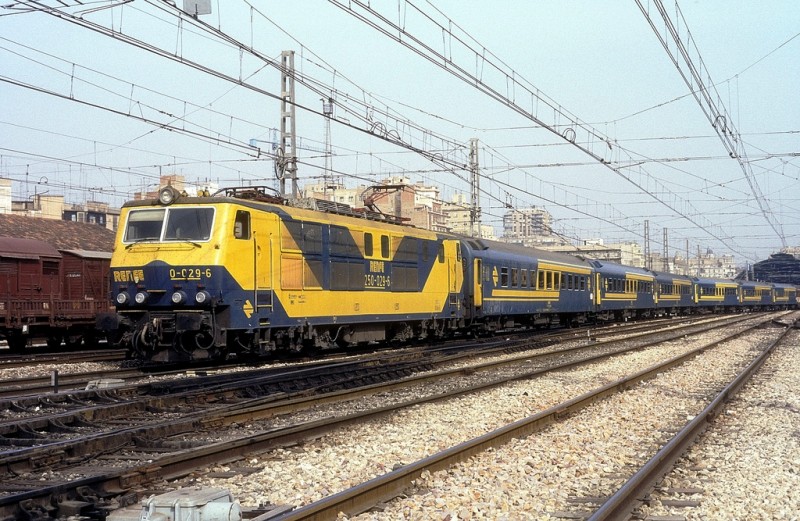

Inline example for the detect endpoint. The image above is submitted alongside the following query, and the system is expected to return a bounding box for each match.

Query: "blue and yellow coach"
[461,240,594,330]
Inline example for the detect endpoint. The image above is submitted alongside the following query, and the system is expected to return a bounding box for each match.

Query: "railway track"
[264,313,796,520]
[0,348,126,371]
[0,311,785,520]
[0,313,725,400]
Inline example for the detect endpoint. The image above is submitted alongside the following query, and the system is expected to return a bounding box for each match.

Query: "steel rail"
[587,320,796,521]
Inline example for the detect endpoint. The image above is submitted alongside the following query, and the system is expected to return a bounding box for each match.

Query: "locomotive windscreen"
[123,207,214,242]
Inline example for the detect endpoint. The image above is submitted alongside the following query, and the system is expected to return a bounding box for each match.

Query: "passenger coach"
[461,240,594,330]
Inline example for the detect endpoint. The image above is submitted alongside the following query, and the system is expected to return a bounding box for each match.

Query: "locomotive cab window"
[125,207,214,243]
[234,210,250,239]
[124,209,165,242]
[164,208,214,241]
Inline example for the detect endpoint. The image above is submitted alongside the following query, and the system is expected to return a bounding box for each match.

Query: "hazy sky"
[1,1,798,263]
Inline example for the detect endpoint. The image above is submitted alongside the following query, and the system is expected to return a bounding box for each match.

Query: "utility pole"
[663,228,669,272]
[280,50,298,199]
[469,138,480,237]
[322,96,334,197]
[685,239,689,276]
[644,220,651,270]
[697,245,702,277]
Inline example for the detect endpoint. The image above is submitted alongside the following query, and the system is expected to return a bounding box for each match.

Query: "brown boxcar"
[0,237,112,352]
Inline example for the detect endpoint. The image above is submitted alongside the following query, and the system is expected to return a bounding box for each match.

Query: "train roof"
[61,249,113,260]
[0,236,61,260]
[739,280,773,288]
[589,259,654,278]
[650,271,694,283]
[460,238,594,268]
[692,276,739,286]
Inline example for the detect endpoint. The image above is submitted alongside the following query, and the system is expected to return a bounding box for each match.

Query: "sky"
[1,0,799,265]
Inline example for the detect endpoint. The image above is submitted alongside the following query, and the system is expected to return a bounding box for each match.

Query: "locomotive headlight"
[171,290,187,305]
[134,291,149,305]
[158,185,180,205]
[116,292,130,305]
[195,290,211,305]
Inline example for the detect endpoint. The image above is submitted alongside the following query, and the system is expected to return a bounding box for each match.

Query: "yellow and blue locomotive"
[108,186,465,361]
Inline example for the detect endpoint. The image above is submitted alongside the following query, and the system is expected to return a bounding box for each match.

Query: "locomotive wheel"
[46,335,63,349]
[180,330,216,353]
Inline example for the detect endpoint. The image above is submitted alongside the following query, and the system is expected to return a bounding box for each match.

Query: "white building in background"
[0,178,11,213]
[442,193,495,239]
[501,206,566,247]
[609,241,645,268]
[302,181,366,208]
[503,207,551,239]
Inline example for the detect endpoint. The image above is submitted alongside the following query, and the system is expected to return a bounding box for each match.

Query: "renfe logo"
[113,270,145,283]
[369,260,385,273]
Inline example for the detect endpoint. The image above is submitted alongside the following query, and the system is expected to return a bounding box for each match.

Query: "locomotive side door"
[444,240,463,312]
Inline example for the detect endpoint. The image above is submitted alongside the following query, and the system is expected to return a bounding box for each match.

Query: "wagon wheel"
[82,332,99,349]
[6,333,28,353]
[65,335,83,348]
[46,335,64,349]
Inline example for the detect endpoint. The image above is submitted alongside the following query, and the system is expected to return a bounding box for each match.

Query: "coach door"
[473,258,483,308]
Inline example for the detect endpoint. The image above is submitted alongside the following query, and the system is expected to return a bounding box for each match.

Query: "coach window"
[438,243,445,263]
[381,235,390,258]
[579,276,586,291]
[364,233,374,257]
[520,269,528,288]
[456,243,461,262]
[557,272,564,290]
[511,268,519,287]
[234,210,250,239]
[500,267,509,287]
[537,270,545,290]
